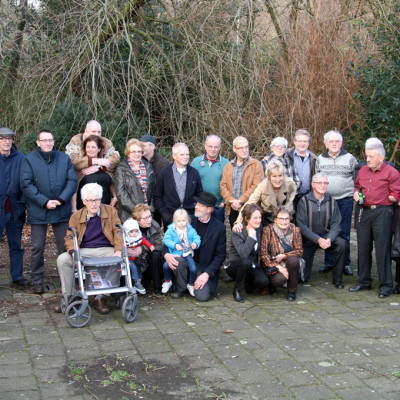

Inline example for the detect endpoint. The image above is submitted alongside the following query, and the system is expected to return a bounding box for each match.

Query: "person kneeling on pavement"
[56,183,122,314]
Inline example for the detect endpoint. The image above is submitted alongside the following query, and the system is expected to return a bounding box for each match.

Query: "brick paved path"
[1,232,400,399]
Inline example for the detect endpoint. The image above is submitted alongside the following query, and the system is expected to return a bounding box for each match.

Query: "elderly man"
[0,127,28,286]
[56,183,122,313]
[316,130,358,276]
[220,136,264,228]
[297,173,347,287]
[191,135,229,222]
[288,129,317,209]
[139,134,170,178]
[164,192,226,301]
[65,120,120,176]
[154,142,203,229]
[20,129,78,294]
[350,138,400,298]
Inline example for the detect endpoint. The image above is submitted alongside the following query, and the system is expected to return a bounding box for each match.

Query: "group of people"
[1,122,400,314]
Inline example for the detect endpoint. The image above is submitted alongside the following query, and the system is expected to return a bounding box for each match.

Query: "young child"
[162,209,201,296]
[123,218,154,294]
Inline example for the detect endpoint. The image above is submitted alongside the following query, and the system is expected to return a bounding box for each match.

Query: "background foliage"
[0,0,399,161]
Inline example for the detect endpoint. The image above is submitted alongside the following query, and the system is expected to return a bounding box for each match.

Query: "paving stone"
[32,355,68,369]
[362,376,400,393]
[335,387,385,400]
[0,391,41,400]
[0,362,33,378]
[99,338,134,352]
[0,339,27,352]
[29,344,66,357]
[135,340,174,354]
[0,376,37,391]
[262,358,303,373]
[290,348,330,362]
[0,351,29,365]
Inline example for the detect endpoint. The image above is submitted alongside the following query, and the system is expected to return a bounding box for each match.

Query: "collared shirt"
[80,214,113,248]
[355,162,400,206]
[293,149,311,194]
[172,163,187,204]
[232,157,248,199]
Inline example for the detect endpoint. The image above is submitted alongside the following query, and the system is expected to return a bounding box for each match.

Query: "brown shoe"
[93,298,110,314]
[54,305,62,313]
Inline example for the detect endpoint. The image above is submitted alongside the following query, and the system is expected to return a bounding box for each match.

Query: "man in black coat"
[164,192,226,301]
[154,142,203,229]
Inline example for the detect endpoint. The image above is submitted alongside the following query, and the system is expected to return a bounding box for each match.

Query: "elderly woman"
[75,135,117,210]
[226,204,269,303]
[260,206,303,301]
[234,160,296,228]
[130,203,163,294]
[115,139,155,223]
[262,137,301,190]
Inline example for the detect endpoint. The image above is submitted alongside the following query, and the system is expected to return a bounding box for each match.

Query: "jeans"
[0,213,24,281]
[163,255,197,285]
[325,197,353,267]
[129,260,142,281]
[31,222,68,284]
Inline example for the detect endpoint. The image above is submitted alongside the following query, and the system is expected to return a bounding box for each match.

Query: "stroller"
[61,224,138,328]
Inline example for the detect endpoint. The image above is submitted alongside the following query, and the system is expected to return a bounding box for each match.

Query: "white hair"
[323,130,343,144]
[365,137,385,157]
[172,142,188,154]
[312,172,328,183]
[80,183,103,201]
[270,137,288,149]
[205,135,221,146]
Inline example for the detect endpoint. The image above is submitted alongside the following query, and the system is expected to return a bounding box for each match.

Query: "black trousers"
[226,258,269,292]
[357,206,393,290]
[141,250,163,291]
[302,236,347,284]
[269,256,300,293]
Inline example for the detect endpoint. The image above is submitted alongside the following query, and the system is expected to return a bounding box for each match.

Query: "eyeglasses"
[130,150,143,154]
[0,137,13,142]
[140,215,152,220]
[39,139,54,143]
[273,145,286,149]
[276,217,290,221]
[314,182,329,185]
[85,198,101,204]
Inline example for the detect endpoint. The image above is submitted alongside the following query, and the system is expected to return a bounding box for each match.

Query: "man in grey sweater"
[316,130,357,276]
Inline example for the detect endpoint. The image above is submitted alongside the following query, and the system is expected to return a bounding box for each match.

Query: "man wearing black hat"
[164,192,226,301]
[139,135,170,178]
[0,127,28,287]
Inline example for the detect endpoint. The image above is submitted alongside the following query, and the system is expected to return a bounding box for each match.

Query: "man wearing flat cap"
[0,127,28,287]
[164,192,226,301]
[139,135,170,178]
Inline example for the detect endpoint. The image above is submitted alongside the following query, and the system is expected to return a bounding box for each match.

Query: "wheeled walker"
[61,224,138,328]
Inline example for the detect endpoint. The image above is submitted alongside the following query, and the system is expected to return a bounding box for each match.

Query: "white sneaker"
[162,280,173,294]
[187,284,195,297]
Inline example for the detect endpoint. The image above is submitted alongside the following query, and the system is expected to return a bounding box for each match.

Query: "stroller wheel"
[122,294,138,323]
[65,300,92,328]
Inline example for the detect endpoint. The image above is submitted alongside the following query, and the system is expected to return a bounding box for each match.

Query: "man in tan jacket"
[56,183,122,314]
[65,120,120,176]
[220,136,264,228]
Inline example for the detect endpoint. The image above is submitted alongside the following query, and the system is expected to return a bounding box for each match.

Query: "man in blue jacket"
[154,142,203,230]
[20,129,78,294]
[164,192,226,301]
[0,127,28,287]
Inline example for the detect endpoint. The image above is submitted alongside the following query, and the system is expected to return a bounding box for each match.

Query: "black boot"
[233,288,244,303]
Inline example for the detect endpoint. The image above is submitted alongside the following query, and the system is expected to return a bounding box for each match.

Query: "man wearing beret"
[164,192,226,301]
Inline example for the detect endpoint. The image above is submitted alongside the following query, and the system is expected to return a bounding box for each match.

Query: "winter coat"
[115,158,155,223]
[235,176,296,224]
[0,144,26,224]
[229,226,262,268]
[20,148,78,224]
[220,157,264,215]
[64,204,122,253]
[163,223,201,256]
[296,191,341,244]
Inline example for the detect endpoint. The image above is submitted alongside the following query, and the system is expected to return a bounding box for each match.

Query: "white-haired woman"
[261,137,301,190]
